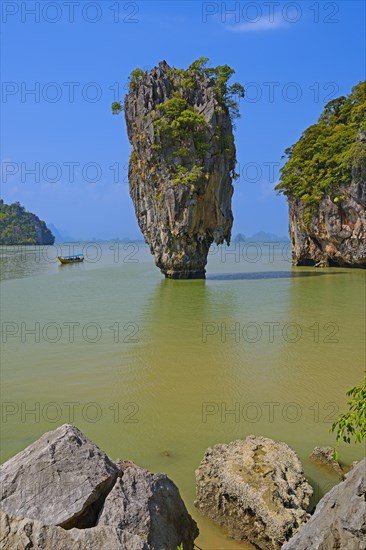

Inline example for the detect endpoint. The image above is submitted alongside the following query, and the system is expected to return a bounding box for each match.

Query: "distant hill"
[248,231,289,242]
[0,201,55,245]
[232,231,289,243]
[48,224,77,243]
[233,233,246,243]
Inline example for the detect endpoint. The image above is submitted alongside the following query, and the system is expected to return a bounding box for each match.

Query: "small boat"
[58,254,84,264]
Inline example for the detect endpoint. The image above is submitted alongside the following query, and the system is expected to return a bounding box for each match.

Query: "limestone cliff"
[276,82,366,267]
[288,171,366,267]
[122,59,242,278]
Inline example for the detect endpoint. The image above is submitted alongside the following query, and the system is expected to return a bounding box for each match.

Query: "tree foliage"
[154,97,208,156]
[112,58,245,123]
[112,101,123,115]
[128,68,145,90]
[187,58,245,121]
[330,374,366,450]
[275,81,366,223]
[0,201,55,245]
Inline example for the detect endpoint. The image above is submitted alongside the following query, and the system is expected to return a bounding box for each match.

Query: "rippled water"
[1,241,365,549]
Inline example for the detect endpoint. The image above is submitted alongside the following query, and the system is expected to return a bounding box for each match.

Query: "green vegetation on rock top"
[275,81,366,222]
[118,58,244,189]
[0,201,55,245]
[152,97,209,171]
[112,57,244,124]
[172,57,245,122]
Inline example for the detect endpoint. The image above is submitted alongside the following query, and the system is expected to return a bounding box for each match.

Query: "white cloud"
[227,16,287,33]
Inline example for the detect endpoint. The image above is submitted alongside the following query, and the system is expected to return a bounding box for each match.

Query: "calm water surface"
[1,242,365,549]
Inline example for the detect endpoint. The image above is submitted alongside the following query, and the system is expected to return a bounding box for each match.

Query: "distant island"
[233,232,289,243]
[48,224,76,244]
[0,201,55,245]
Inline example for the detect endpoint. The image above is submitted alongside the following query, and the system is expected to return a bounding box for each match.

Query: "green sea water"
[1,241,365,549]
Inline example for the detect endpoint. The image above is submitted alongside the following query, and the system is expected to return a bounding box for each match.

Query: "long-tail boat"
[58,254,84,264]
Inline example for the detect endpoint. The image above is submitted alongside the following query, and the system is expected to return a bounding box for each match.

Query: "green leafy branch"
[330,373,366,455]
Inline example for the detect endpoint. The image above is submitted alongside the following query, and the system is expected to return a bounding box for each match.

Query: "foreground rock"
[124,60,237,278]
[0,424,198,549]
[195,435,312,549]
[0,423,120,528]
[0,511,148,550]
[98,460,198,549]
[283,457,366,549]
[310,446,344,477]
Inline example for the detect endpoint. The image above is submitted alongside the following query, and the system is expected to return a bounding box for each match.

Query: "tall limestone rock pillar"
[123,60,239,278]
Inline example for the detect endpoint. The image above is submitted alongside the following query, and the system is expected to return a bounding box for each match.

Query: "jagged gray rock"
[282,457,366,549]
[0,511,148,550]
[98,460,199,549]
[0,424,120,528]
[195,435,313,550]
[124,60,235,278]
[0,425,199,549]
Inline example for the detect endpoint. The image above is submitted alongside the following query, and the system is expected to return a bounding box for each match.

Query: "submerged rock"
[283,457,366,549]
[0,425,198,549]
[123,60,238,278]
[195,435,312,549]
[309,446,344,477]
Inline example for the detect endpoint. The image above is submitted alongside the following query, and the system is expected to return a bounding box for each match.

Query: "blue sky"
[1,0,365,239]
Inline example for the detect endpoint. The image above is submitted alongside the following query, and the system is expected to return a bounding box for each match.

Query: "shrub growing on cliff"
[193,59,244,121]
[153,97,208,163]
[276,81,366,222]
[112,101,123,115]
[172,165,204,188]
[128,68,145,90]
[155,98,208,141]
[187,57,245,121]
